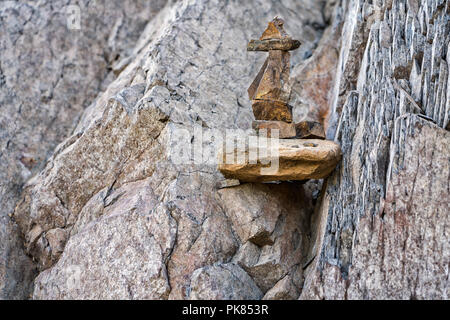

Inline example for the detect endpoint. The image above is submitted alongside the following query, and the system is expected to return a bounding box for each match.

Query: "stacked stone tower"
[248,17,325,140]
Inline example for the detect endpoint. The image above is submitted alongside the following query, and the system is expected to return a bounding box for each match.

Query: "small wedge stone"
[216,179,241,189]
[259,17,288,40]
[218,138,341,182]
[295,120,325,139]
[252,120,296,138]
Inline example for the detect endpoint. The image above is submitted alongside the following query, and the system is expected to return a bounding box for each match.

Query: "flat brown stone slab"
[252,100,293,122]
[295,120,326,139]
[252,120,296,138]
[218,138,341,182]
[247,38,301,51]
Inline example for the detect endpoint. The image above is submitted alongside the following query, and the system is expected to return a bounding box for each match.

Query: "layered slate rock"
[262,276,300,300]
[218,138,341,182]
[247,17,300,123]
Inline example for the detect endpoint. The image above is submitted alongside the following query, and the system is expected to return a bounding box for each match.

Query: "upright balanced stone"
[247,17,301,124]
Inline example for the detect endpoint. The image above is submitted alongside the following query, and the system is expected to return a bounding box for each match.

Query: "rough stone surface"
[218,138,342,182]
[247,38,301,52]
[295,120,326,139]
[302,115,449,300]
[0,216,36,299]
[33,178,174,299]
[3,0,448,300]
[250,49,291,104]
[216,179,241,189]
[220,183,312,293]
[252,100,293,122]
[260,17,289,40]
[290,7,342,127]
[0,0,167,299]
[262,275,300,300]
[300,0,450,300]
[252,120,296,138]
[9,0,327,299]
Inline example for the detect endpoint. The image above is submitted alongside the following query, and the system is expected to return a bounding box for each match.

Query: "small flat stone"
[252,100,293,122]
[218,138,341,182]
[252,120,296,138]
[247,38,301,51]
[216,179,241,189]
[295,120,325,139]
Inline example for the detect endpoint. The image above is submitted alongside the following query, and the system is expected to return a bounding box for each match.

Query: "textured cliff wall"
[5,0,327,299]
[1,0,448,300]
[300,0,449,299]
[0,0,167,299]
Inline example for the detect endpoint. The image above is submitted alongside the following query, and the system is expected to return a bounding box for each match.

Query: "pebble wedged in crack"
[13,0,327,299]
[0,0,167,299]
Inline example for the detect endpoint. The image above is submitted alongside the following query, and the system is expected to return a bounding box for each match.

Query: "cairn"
[248,17,325,140]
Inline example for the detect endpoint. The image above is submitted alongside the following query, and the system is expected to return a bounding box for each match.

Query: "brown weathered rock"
[248,17,301,124]
[218,183,308,247]
[252,120,296,138]
[247,38,301,52]
[188,263,263,300]
[302,115,450,300]
[250,50,291,103]
[295,120,326,139]
[218,138,341,182]
[260,17,288,40]
[0,0,167,299]
[290,17,341,130]
[216,179,241,189]
[262,275,300,300]
[252,100,293,122]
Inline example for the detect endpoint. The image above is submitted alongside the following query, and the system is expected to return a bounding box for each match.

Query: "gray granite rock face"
[300,0,449,300]
[188,263,263,300]
[0,0,167,299]
[9,0,326,299]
